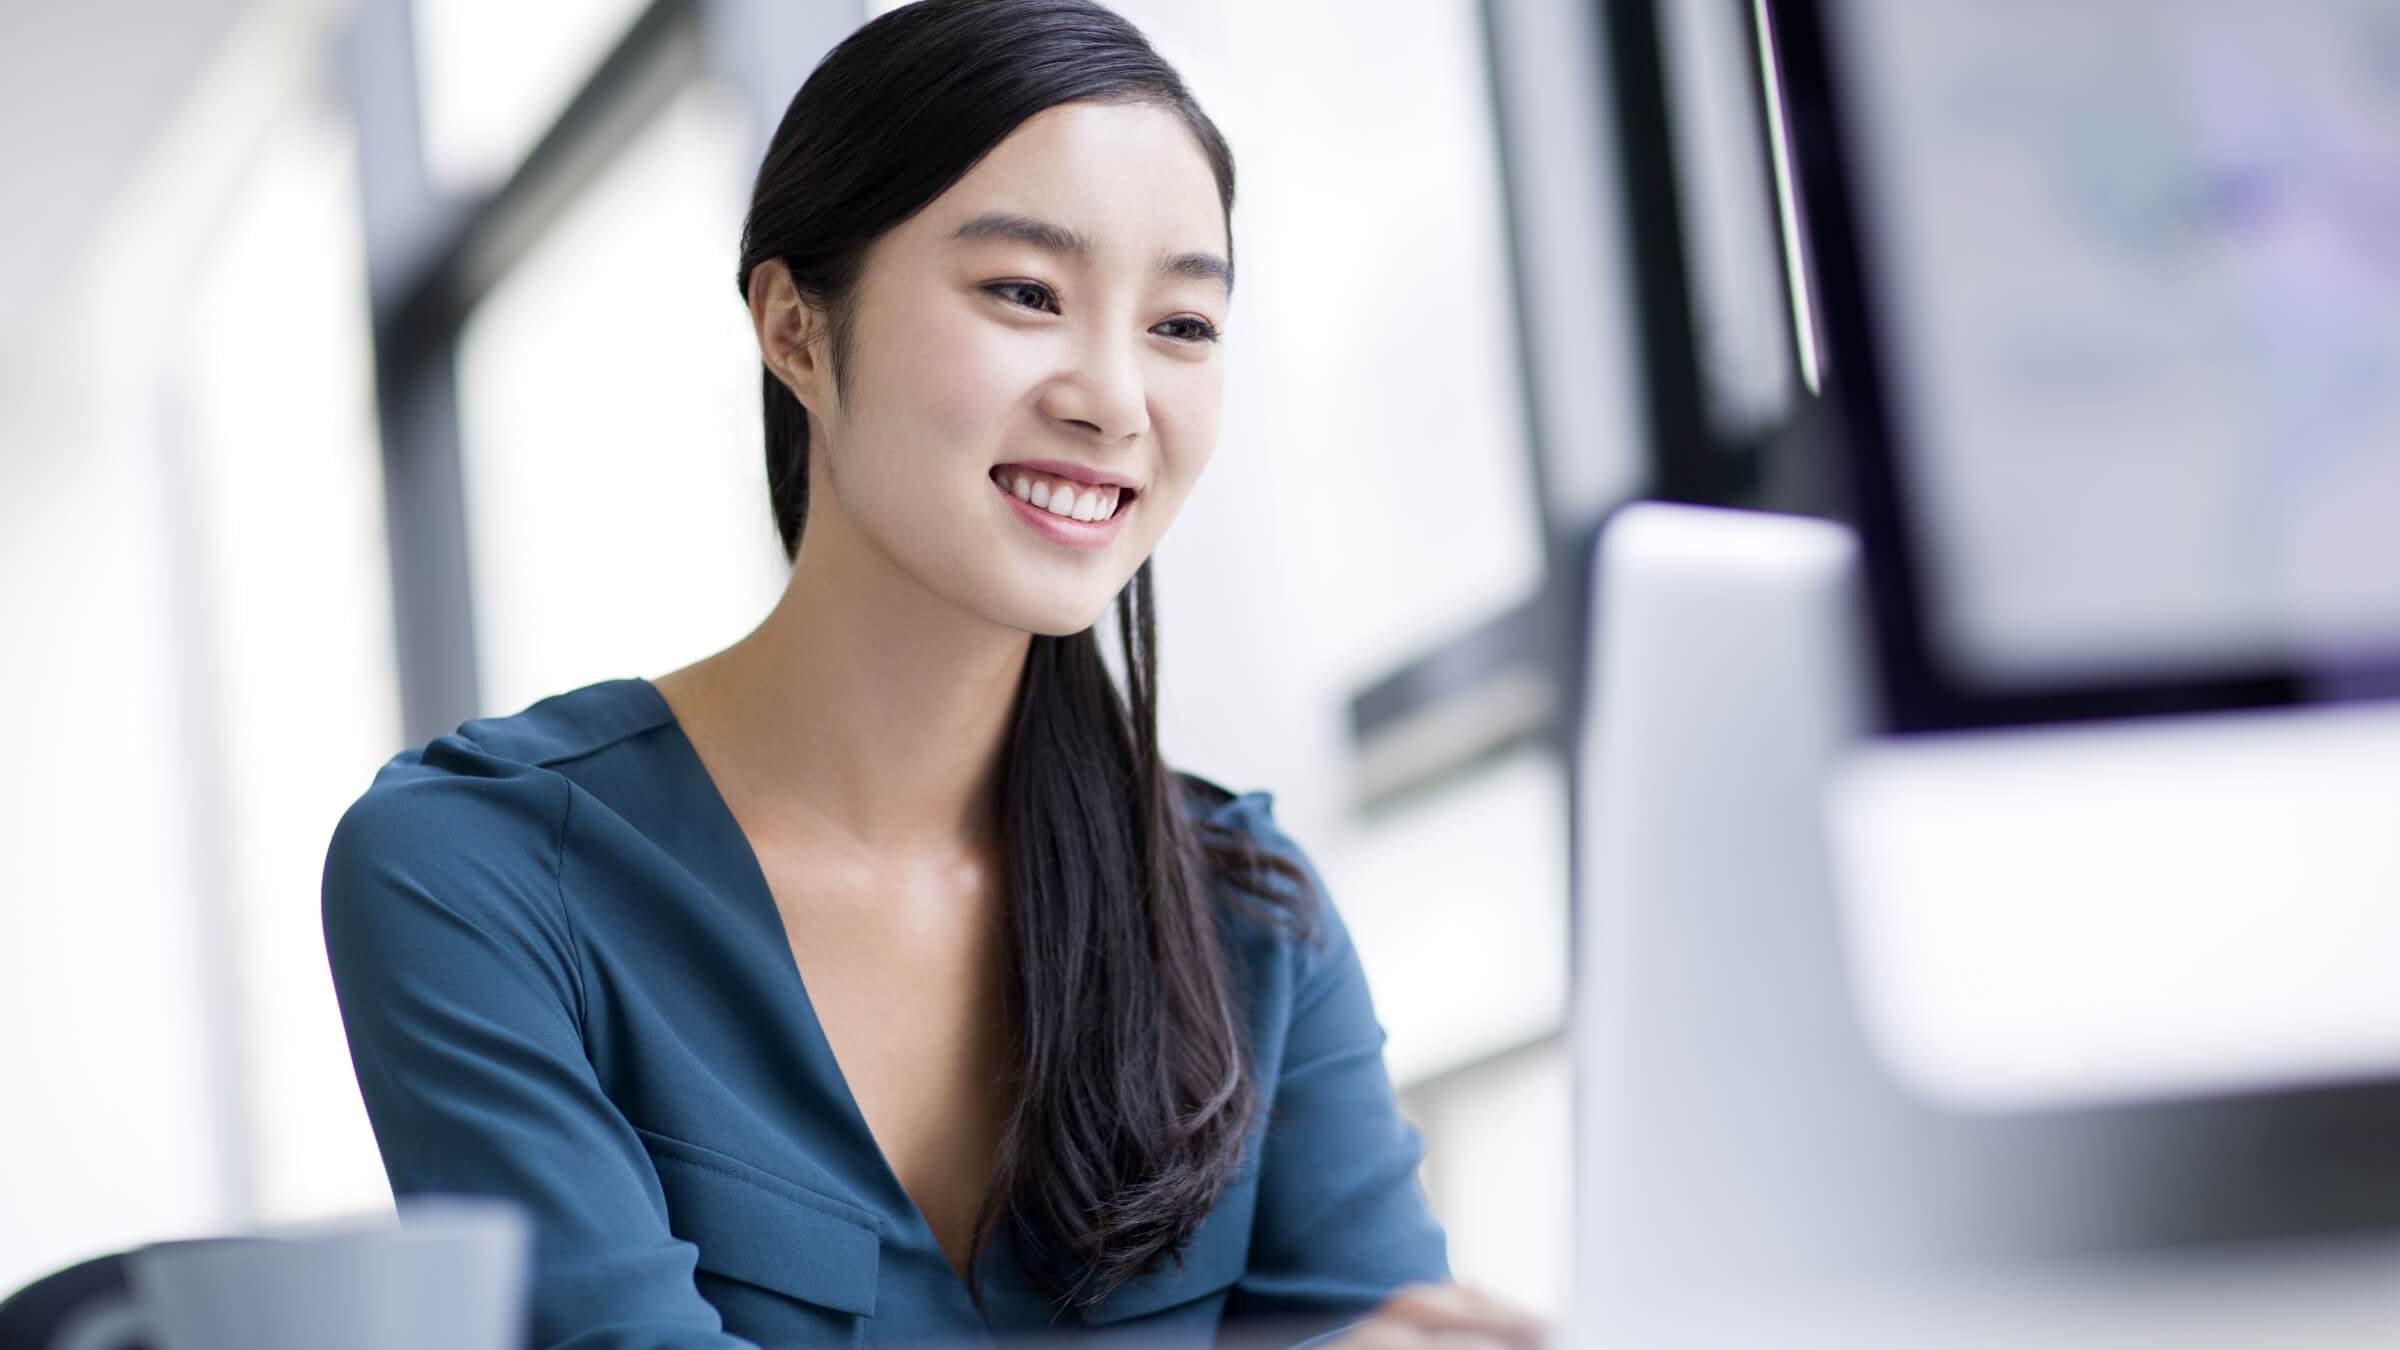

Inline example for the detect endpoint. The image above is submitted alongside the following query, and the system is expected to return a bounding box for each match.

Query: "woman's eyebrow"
[951,210,1232,292]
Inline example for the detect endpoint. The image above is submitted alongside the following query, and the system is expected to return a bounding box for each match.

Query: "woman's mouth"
[989,465,1134,550]
[989,465,1133,520]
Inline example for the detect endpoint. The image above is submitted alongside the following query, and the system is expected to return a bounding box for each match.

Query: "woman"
[322,2,1550,1346]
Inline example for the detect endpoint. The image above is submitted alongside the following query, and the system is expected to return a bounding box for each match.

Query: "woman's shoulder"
[1173,768,1350,961]
[318,682,675,1058]
[1172,769,1288,847]
[323,677,672,906]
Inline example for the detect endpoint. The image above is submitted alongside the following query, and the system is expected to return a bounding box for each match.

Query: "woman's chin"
[991,591,1117,640]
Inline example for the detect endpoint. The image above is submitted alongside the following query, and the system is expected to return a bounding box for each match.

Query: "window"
[411,0,655,194]
[183,96,403,1221]
[454,79,786,717]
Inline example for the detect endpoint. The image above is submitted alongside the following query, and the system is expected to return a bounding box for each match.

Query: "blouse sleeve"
[320,750,757,1350]
[1213,792,1453,1346]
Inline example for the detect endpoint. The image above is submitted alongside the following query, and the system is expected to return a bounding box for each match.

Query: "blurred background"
[0,0,1820,1319]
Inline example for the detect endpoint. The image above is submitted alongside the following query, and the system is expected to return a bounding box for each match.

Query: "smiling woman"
[318,2,1537,1348]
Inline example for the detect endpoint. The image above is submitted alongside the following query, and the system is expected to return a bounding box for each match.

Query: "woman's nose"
[1047,329,1150,443]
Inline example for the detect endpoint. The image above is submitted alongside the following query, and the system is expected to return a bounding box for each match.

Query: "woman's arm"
[321,758,755,1350]
[1211,794,1454,1344]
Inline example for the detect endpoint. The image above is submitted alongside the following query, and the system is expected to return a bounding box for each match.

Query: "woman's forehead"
[908,103,1228,266]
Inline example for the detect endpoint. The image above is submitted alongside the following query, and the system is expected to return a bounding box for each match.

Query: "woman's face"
[771,98,1231,637]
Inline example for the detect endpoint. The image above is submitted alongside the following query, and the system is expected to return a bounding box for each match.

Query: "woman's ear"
[749,258,832,414]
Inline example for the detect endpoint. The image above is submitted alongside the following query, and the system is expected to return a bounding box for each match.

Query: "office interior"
[7,0,2397,1342]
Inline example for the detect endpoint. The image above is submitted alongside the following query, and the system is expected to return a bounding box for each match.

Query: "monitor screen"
[1817,0,2400,696]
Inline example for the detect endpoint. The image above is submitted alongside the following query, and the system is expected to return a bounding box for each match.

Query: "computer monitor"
[1766,0,2400,732]
[1741,0,2400,1117]
[1571,502,2400,1346]
[1566,6,2400,1339]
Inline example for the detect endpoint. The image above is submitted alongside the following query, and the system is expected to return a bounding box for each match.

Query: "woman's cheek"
[1150,371,1223,502]
[916,326,1039,446]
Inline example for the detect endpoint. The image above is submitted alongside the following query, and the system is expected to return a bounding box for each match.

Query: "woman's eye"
[1156,316,1222,345]
[985,282,1218,345]
[987,280,1058,313]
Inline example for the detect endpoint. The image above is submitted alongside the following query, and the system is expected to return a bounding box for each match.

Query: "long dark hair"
[736,0,1320,1314]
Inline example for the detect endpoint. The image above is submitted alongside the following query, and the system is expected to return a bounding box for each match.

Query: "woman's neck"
[655,507,1028,867]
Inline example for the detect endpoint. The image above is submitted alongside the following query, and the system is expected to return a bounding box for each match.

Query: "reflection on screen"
[1834,0,2400,688]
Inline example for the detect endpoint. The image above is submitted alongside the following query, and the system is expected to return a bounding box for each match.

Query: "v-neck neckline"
[629,674,1025,1313]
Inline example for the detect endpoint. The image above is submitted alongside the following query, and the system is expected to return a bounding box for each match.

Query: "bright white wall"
[0,148,237,1307]
[181,95,405,1225]
[0,0,399,1294]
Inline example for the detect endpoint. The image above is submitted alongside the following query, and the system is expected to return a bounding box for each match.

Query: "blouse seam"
[552,771,591,1033]
[634,1126,888,1237]
[533,716,668,771]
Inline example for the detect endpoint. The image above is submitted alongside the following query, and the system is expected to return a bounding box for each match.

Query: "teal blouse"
[320,677,1448,1348]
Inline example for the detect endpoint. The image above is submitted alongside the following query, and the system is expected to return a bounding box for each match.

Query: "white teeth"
[1000,468,1121,524]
